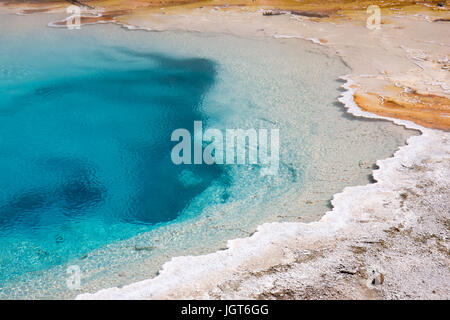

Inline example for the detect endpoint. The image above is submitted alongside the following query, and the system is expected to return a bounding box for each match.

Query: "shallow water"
[0,14,416,298]
[0,33,223,281]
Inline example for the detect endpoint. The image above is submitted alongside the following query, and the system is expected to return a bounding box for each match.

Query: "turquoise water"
[0,26,224,280]
[0,14,415,299]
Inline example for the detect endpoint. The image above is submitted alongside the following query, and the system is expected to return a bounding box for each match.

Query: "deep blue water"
[0,34,222,279]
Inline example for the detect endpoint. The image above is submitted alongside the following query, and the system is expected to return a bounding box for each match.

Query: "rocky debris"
[263,9,330,18]
[289,10,330,18]
[134,245,154,252]
[263,10,284,16]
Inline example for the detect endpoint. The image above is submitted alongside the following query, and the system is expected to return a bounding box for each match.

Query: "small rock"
[134,245,154,252]
[339,269,357,275]
[263,10,283,16]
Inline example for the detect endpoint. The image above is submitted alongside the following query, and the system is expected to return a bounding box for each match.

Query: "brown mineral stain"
[20,7,59,14]
[354,91,450,131]
[51,9,131,25]
[7,0,449,21]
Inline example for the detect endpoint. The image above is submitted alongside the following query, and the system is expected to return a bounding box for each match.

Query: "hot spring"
[0,13,415,298]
